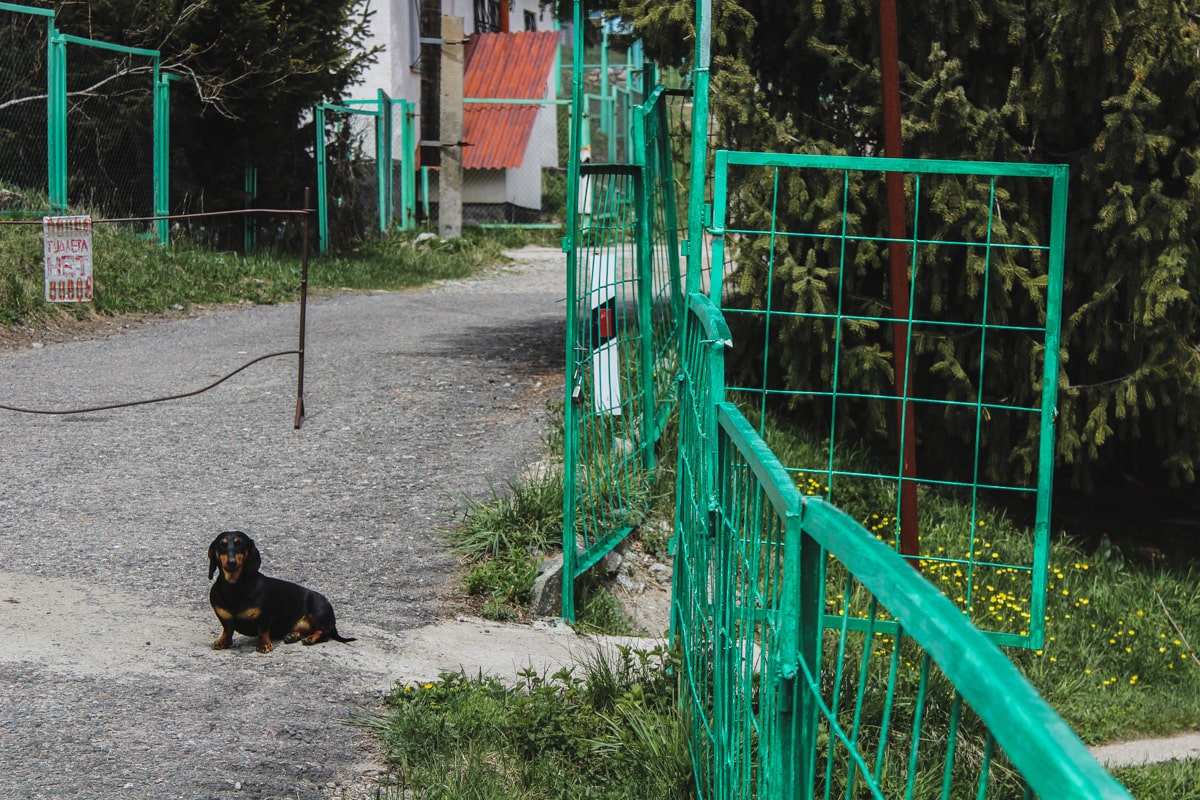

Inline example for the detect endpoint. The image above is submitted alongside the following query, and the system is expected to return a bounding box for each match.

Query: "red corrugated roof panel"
[462,31,559,170]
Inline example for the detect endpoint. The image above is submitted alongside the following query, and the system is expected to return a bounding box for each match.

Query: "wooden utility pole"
[439,15,464,238]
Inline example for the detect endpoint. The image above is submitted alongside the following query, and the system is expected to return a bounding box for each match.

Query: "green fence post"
[1030,163,1071,651]
[630,94,645,169]
[420,167,431,222]
[599,25,609,138]
[793,499,823,796]
[561,0,585,623]
[314,102,329,254]
[400,100,416,231]
[634,167,655,471]
[154,70,170,243]
[685,0,712,296]
[47,26,67,213]
[244,164,257,252]
[377,89,392,234]
[630,68,650,466]
[553,19,563,98]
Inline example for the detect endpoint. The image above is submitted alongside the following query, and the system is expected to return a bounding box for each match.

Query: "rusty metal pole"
[294,188,310,429]
[879,0,921,563]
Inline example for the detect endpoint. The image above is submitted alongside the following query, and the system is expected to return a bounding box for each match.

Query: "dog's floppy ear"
[207,533,224,581]
[245,536,262,575]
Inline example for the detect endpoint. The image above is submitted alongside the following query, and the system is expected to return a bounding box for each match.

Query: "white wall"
[354,0,559,107]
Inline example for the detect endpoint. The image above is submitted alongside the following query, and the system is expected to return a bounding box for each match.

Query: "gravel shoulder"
[0,246,650,800]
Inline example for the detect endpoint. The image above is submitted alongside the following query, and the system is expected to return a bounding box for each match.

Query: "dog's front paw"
[212,638,232,650]
[283,632,301,644]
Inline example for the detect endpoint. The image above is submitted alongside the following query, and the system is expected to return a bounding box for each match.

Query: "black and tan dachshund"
[208,531,356,653]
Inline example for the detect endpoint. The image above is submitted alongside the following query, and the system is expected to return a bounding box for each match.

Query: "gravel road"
[0,247,569,799]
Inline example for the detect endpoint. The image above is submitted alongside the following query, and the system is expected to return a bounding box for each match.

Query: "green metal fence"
[709,150,1069,649]
[0,3,166,222]
[561,147,681,622]
[561,7,683,620]
[2,2,411,250]
[633,74,683,442]
[563,164,655,621]
[315,91,416,253]
[674,293,1132,800]
[60,33,162,220]
[0,3,52,215]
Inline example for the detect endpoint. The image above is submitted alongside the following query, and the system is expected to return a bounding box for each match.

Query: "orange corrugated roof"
[463,31,559,170]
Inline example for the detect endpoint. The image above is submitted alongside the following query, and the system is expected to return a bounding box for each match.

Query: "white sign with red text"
[43,215,93,303]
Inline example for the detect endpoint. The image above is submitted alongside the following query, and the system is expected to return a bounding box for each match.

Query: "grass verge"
[0,218,556,328]
[357,645,693,799]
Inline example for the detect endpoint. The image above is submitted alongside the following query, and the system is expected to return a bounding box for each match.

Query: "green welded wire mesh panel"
[670,293,730,788]
[711,402,809,800]
[791,489,1131,800]
[635,82,684,434]
[709,150,1068,649]
[563,165,655,619]
[562,63,683,621]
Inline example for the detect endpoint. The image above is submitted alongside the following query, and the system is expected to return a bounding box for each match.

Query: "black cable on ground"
[0,350,300,416]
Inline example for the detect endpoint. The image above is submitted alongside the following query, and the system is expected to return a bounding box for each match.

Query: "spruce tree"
[615,0,1200,489]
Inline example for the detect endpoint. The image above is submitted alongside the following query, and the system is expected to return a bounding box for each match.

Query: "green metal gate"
[561,40,683,621]
[564,164,652,623]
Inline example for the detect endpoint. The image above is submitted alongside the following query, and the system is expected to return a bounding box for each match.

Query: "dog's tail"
[330,629,357,644]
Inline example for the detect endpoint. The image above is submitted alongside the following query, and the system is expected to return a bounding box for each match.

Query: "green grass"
[1110,759,1200,797]
[358,645,693,799]
[1014,539,1200,744]
[0,216,557,327]
[446,469,564,622]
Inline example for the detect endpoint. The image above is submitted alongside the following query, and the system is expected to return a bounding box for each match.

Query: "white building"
[357,1,559,106]
[350,1,563,222]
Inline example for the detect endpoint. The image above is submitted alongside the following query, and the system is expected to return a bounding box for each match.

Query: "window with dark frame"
[474,0,501,33]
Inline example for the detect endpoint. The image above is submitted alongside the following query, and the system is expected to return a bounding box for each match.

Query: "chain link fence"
[0,4,51,215]
[62,36,158,220]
